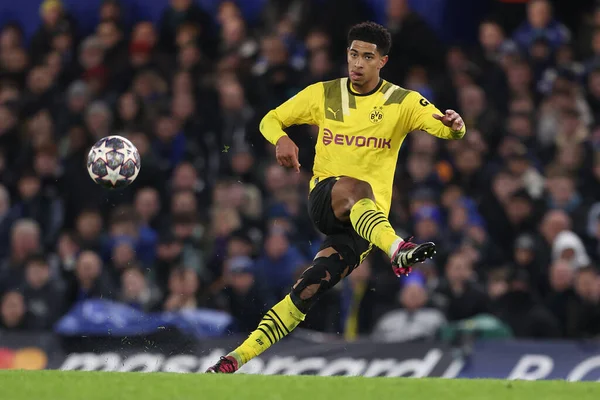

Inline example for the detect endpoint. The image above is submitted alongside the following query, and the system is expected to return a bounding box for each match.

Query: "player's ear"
[379,55,389,69]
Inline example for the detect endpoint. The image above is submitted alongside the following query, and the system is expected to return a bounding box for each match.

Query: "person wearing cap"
[30,0,77,58]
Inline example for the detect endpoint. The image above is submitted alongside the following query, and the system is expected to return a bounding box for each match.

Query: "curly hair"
[347,21,392,56]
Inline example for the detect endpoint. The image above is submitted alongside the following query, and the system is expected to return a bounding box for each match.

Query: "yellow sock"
[350,198,401,258]
[228,294,305,366]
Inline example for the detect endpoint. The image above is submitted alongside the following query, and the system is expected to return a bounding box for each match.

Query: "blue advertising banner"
[459,340,600,381]
[54,300,233,339]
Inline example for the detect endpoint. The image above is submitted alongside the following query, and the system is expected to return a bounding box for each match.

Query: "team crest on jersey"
[369,106,384,124]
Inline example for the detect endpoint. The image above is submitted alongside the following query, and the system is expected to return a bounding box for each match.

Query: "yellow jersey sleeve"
[405,91,466,140]
[259,83,323,145]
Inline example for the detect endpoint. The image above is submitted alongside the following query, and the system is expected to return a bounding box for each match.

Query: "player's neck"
[349,77,382,96]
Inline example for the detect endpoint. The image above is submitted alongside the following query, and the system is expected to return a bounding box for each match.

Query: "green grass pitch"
[0,370,598,400]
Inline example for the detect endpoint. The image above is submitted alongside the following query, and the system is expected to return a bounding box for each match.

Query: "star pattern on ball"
[87,136,141,190]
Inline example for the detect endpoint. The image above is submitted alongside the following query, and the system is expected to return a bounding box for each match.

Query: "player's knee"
[290,253,347,313]
[333,178,374,218]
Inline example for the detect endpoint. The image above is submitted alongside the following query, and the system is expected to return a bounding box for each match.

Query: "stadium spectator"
[21,254,64,330]
[0,290,27,330]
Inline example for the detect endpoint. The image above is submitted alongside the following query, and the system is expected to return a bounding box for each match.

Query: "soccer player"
[207,21,466,373]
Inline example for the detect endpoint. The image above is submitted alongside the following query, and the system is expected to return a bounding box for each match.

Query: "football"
[86,135,141,189]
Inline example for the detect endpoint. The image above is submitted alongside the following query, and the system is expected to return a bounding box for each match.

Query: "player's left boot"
[391,238,436,277]
[205,356,239,374]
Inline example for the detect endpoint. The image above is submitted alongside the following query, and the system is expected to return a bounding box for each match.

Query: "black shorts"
[307,176,372,268]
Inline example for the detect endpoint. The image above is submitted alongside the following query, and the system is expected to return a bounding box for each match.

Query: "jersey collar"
[347,78,384,97]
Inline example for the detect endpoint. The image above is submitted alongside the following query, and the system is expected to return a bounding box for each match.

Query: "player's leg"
[206,246,352,373]
[331,177,435,274]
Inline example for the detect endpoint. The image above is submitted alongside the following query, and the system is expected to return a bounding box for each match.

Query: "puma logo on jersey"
[327,107,340,119]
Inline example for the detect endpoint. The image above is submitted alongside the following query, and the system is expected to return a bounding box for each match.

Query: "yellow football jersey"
[260,78,466,214]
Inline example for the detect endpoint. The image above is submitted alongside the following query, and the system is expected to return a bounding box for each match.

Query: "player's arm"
[259,83,322,171]
[405,91,466,140]
[259,83,321,145]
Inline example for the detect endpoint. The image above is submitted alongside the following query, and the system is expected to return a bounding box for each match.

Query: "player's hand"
[433,109,464,131]
[276,136,301,173]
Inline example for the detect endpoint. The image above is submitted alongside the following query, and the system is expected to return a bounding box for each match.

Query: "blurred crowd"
[0,0,599,342]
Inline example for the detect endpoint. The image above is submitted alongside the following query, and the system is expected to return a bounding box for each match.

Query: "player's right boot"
[205,356,239,374]
[391,238,436,277]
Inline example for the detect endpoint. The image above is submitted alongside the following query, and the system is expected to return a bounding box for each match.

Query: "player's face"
[347,40,388,87]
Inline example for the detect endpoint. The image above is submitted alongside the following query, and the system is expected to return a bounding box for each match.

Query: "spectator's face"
[1,292,25,328]
[27,66,53,94]
[211,208,240,237]
[228,271,254,293]
[387,0,409,20]
[25,262,50,289]
[11,226,40,259]
[454,149,481,175]
[305,31,330,53]
[508,115,532,139]
[407,154,432,181]
[350,259,371,284]
[415,218,439,240]
[122,269,146,300]
[507,64,531,93]
[76,212,102,241]
[57,233,79,259]
[0,186,9,216]
[449,205,468,232]
[528,0,551,29]
[0,27,21,50]
[549,261,573,291]
[441,186,463,209]
[221,18,245,46]
[0,106,17,133]
[97,23,121,50]
[479,22,504,51]
[171,191,197,215]
[45,51,62,79]
[575,270,600,302]
[52,32,73,53]
[171,0,192,11]
[18,176,40,200]
[540,211,571,243]
[135,189,160,222]
[172,164,197,191]
[156,116,177,142]
[492,173,520,204]
[168,270,184,294]
[510,98,534,114]
[176,25,198,48]
[157,241,183,261]
[1,47,28,73]
[80,46,103,70]
[118,93,139,121]
[446,256,472,284]
[132,22,157,48]
[309,50,332,77]
[515,247,534,266]
[530,41,550,61]
[265,165,288,193]
[110,220,137,238]
[171,93,195,120]
[85,110,110,136]
[459,86,485,117]
[262,37,288,66]
[112,242,136,269]
[128,132,150,156]
[42,4,62,27]
[547,176,575,207]
[587,72,600,98]
[0,86,19,104]
[400,284,427,311]
[172,71,193,94]
[218,81,245,111]
[265,234,289,259]
[231,151,254,175]
[505,197,532,224]
[100,3,120,21]
[68,91,89,113]
[34,152,58,177]
[228,238,252,257]
[488,278,508,299]
[76,252,102,283]
[410,132,438,155]
[178,46,200,69]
